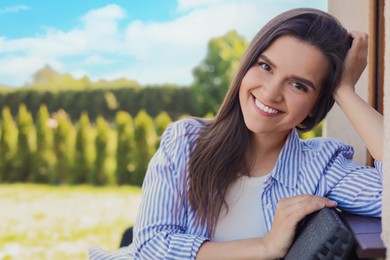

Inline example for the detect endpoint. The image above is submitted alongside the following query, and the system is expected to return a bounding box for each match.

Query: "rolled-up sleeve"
[133,121,209,259]
[324,145,382,217]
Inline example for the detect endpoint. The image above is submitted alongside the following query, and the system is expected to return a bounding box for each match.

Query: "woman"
[90,8,383,259]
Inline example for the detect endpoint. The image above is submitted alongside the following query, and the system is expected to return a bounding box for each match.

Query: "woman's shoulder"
[301,136,355,159]
[165,117,209,136]
[160,117,210,146]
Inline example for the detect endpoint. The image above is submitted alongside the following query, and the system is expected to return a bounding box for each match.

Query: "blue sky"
[0,0,327,87]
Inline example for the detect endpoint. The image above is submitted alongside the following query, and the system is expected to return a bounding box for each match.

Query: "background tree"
[0,107,17,182]
[34,104,55,183]
[32,65,60,87]
[133,110,157,186]
[154,111,172,149]
[14,104,36,182]
[73,112,94,184]
[92,116,112,185]
[192,30,248,115]
[53,110,74,184]
[115,111,135,185]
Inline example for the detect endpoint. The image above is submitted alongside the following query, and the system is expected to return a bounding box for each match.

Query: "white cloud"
[0,1,327,86]
[0,4,127,85]
[82,55,113,65]
[0,55,62,86]
[81,4,126,43]
[0,30,85,58]
[0,5,30,14]
[0,4,126,57]
[82,4,126,23]
[122,1,275,84]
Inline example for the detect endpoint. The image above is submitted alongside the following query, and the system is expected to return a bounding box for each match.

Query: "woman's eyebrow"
[291,75,317,90]
[259,54,277,68]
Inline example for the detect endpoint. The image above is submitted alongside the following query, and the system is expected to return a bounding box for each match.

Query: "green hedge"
[0,85,199,123]
[0,105,175,186]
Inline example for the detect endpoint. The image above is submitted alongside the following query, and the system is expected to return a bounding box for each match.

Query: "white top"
[212,174,270,242]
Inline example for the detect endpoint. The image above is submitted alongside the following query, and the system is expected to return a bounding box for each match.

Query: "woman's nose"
[261,79,283,103]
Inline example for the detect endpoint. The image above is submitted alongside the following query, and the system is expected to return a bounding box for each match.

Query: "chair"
[119,226,133,247]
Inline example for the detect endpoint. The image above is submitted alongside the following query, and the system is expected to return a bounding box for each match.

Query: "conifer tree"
[133,110,157,186]
[14,104,36,182]
[154,111,172,137]
[53,110,74,184]
[74,112,94,184]
[34,105,55,183]
[0,107,17,182]
[92,115,111,185]
[154,111,172,149]
[115,111,134,185]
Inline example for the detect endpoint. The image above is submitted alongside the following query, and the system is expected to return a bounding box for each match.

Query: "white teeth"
[255,99,278,114]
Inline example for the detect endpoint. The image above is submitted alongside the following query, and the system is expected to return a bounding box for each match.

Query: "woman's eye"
[259,62,272,72]
[291,82,308,92]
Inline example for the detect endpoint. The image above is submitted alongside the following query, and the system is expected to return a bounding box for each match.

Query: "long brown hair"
[188,8,351,234]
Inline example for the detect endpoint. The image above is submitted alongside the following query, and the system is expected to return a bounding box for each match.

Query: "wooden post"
[382,0,390,252]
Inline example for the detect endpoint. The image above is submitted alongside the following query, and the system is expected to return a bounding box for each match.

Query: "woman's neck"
[248,131,289,177]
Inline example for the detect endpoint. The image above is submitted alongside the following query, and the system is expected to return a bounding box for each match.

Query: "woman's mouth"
[254,98,280,114]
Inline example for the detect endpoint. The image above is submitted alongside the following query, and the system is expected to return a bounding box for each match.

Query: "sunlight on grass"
[0,184,141,260]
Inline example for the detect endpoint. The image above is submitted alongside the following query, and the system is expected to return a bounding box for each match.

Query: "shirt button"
[266,203,272,209]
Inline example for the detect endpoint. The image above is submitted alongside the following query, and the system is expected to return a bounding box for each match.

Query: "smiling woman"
[89,7,383,260]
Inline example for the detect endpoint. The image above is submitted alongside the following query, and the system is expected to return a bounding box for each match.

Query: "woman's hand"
[262,195,338,259]
[335,31,368,98]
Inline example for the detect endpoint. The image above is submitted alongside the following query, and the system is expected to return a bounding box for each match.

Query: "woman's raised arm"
[334,31,384,161]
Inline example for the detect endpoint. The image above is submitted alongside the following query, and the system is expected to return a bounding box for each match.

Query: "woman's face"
[239,35,329,138]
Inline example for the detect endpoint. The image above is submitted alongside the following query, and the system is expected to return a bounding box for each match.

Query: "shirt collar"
[270,129,302,189]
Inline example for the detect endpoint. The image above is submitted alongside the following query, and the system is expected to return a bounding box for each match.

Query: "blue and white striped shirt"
[89,118,382,260]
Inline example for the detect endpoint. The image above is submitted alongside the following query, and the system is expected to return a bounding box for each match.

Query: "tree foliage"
[14,104,36,182]
[92,116,112,185]
[53,110,74,184]
[34,105,55,183]
[154,111,172,149]
[29,65,140,90]
[73,112,94,184]
[0,86,198,123]
[133,110,157,186]
[115,111,135,185]
[192,30,248,115]
[0,107,17,182]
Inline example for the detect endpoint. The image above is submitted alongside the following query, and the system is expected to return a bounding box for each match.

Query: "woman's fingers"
[275,194,337,218]
[341,31,368,88]
[274,195,337,232]
[286,197,336,224]
[348,31,368,63]
[264,195,338,258]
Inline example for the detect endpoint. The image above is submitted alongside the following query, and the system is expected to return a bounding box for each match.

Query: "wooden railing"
[341,212,386,259]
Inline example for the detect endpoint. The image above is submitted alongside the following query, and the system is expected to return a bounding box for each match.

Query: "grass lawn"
[0,184,142,260]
